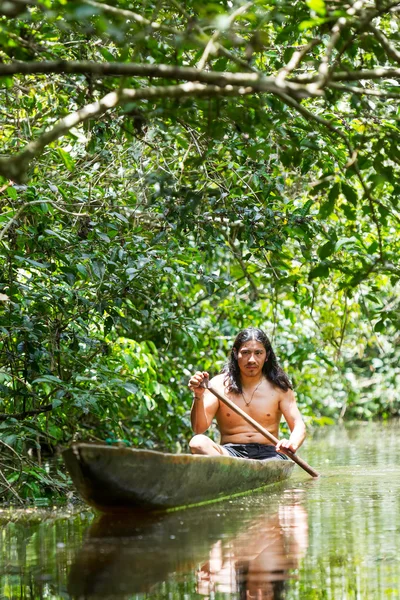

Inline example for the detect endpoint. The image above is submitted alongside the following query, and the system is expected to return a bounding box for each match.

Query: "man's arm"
[189,371,220,434]
[276,390,306,453]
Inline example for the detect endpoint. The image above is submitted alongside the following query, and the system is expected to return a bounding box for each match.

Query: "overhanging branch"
[293,66,400,84]
[0,60,316,97]
[329,82,400,99]
[5,59,399,92]
[0,83,256,183]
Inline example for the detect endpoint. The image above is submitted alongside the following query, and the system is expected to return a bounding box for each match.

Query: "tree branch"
[368,24,400,65]
[328,0,400,73]
[0,59,311,92]
[0,199,89,242]
[329,82,400,98]
[226,240,260,299]
[276,38,321,85]
[0,83,259,183]
[84,0,256,73]
[277,91,349,143]
[294,66,400,83]
[316,15,348,88]
[196,2,253,70]
[333,67,400,81]
[7,58,399,95]
[0,404,53,422]
[167,0,257,72]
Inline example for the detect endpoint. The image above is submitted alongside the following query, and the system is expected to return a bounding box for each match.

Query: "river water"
[1,423,400,599]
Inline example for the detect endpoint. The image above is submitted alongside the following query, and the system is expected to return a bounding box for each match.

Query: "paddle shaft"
[207,383,319,478]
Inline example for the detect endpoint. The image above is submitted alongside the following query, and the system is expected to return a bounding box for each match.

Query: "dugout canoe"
[63,443,295,513]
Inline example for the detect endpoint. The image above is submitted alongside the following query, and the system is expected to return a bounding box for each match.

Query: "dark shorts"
[222,443,288,461]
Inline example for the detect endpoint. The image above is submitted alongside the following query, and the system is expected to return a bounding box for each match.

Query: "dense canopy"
[0,0,400,498]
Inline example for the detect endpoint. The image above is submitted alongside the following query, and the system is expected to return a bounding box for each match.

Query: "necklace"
[241,377,263,407]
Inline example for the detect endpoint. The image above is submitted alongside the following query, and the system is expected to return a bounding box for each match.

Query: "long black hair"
[222,327,292,393]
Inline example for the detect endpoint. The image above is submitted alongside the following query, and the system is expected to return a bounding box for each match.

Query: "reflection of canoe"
[68,508,229,597]
[63,443,294,513]
[68,495,307,598]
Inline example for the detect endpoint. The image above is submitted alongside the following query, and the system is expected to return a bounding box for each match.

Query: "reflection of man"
[189,327,306,460]
[196,504,308,600]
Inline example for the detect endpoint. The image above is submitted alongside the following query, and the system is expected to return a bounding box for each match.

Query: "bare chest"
[216,386,282,431]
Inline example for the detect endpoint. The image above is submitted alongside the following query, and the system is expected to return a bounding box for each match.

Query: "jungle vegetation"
[0,0,400,500]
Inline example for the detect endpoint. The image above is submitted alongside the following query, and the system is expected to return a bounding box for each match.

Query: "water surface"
[1,423,400,599]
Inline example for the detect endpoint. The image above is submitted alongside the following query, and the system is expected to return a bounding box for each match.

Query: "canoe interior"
[63,443,294,513]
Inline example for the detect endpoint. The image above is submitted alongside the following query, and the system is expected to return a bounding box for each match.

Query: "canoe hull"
[63,444,294,513]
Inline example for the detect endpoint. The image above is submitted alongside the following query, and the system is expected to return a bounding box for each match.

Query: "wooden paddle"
[205,381,319,478]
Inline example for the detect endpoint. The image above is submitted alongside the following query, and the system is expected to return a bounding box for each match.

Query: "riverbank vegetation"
[1,0,400,500]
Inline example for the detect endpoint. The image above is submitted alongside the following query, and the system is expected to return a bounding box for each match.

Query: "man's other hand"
[188,371,209,399]
[276,438,298,454]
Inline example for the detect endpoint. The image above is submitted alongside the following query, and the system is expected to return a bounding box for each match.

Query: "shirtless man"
[188,327,306,460]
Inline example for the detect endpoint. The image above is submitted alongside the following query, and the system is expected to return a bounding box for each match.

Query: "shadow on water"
[68,488,308,600]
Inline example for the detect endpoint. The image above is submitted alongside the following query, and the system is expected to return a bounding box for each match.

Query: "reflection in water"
[68,499,308,599]
[196,505,308,600]
[4,424,400,598]
[0,509,92,599]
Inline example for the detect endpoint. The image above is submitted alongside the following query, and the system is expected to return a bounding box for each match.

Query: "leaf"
[44,229,70,243]
[341,204,356,221]
[7,187,17,200]
[0,370,12,383]
[122,383,139,395]
[2,76,13,89]
[341,183,358,206]
[58,148,75,171]
[319,183,340,218]
[300,199,314,216]
[299,17,329,30]
[76,263,88,278]
[15,256,50,269]
[92,259,105,280]
[378,204,389,221]
[32,375,63,385]
[3,434,17,447]
[365,293,379,303]
[335,237,358,252]
[309,263,330,280]
[315,351,335,367]
[306,0,326,15]
[329,183,341,202]
[71,4,101,18]
[374,319,385,332]
[97,232,111,243]
[99,47,116,61]
[317,241,335,260]
[104,316,113,335]
[110,212,129,223]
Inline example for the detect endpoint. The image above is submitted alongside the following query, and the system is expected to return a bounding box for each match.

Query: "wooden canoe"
[63,443,295,513]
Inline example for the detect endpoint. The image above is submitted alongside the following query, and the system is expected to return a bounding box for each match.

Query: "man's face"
[236,340,267,377]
